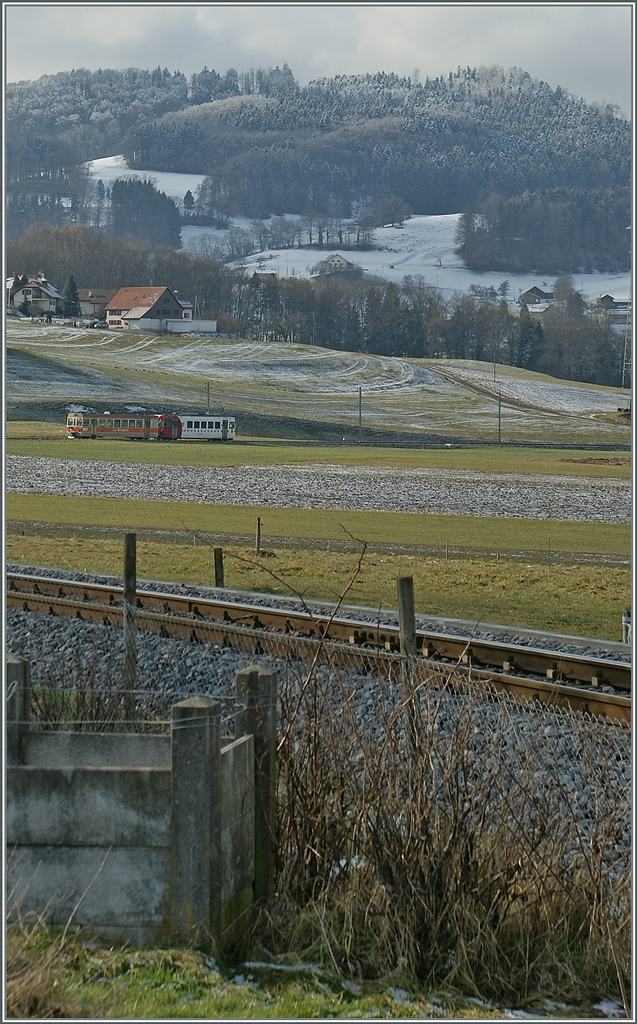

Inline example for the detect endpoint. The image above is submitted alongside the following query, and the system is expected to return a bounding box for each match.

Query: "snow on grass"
[223,214,631,302]
[431,363,627,413]
[86,157,631,302]
[6,322,628,430]
[86,155,208,201]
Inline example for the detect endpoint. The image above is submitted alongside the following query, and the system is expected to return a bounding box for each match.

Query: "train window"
[113,419,121,427]
[98,419,105,426]
[107,420,113,427]
[194,421,200,428]
[151,419,157,427]
[136,420,143,427]
[187,421,193,428]
[215,421,221,429]
[229,421,235,428]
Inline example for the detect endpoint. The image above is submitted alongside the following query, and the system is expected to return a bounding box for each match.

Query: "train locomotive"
[66,411,236,441]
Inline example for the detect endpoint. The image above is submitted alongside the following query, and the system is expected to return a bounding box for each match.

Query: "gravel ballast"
[6,455,630,523]
[6,607,631,858]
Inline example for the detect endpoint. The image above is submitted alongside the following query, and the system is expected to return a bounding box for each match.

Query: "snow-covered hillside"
[87,156,631,302]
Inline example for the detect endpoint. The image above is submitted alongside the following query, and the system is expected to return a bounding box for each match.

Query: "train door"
[90,418,97,438]
[144,418,150,440]
[172,416,179,439]
[222,419,228,440]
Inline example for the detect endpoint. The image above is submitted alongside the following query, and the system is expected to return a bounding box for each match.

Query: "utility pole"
[206,381,210,412]
[621,286,631,389]
[358,386,362,443]
[498,391,502,444]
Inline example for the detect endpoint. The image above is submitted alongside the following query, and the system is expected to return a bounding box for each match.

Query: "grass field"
[6,430,632,477]
[6,323,632,444]
[7,923,578,1020]
[7,412,631,638]
[6,492,630,556]
[6,529,630,638]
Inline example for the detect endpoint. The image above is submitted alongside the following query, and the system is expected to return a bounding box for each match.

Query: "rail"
[7,572,630,724]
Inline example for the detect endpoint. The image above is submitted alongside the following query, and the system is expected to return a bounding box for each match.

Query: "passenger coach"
[66,411,236,441]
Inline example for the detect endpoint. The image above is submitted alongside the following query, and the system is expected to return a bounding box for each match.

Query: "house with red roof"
[105,286,193,329]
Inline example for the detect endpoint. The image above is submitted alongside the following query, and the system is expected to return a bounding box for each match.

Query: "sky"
[3,3,633,117]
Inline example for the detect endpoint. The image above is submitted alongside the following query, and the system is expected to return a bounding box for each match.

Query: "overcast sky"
[4,3,633,116]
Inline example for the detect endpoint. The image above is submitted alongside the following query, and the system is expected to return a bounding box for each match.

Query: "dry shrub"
[266,650,631,1005]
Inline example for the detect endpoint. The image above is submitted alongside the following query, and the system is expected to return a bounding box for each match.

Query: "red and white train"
[66,411,236,441]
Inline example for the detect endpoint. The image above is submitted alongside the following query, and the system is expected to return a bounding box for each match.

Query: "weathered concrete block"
[219,736,255,945]
[6,767,171,847]
[6,654,30,766]
[23,732,171,768]
[221,735,254,832]
[170,697,221,948]
[7,845,170,945]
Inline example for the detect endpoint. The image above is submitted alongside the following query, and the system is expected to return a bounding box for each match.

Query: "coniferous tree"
[63,274,80,316]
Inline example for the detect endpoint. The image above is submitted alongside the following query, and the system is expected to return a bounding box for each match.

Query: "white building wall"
[167,320,217,334]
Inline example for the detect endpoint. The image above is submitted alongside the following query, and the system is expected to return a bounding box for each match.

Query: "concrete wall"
[7,765,172,945]
[6,657,275,950]
[121,318,218,333]
[166,319,217,334]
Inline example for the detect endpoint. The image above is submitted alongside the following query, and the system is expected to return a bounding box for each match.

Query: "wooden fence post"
[6,654,30,766]
[214,547,224,588]
[255,517,261,555]
[236,666,277,902]
[123,532,137,717]
[170,697,221,948]
[397,576,420,757]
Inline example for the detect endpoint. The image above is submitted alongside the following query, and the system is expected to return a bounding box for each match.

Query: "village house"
[520,286,554,305]
[77,288,118,318]
[105,286,215,334]
[323,254,354,272]
[6,271,62,314]
[312,254,363,280]
[105,286,193,329]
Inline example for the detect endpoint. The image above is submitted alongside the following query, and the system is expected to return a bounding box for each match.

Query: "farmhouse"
[520,286,554,305]
[6,271,62,314]
[105,286,190,329]
[312,254,363,280]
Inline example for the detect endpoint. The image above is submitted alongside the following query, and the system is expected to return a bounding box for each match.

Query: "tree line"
[7,177,182,248]
[7,64,630,271]
[456,187,630,274]
[7,225,626,387]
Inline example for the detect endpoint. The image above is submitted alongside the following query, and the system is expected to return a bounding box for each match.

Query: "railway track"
[7,571,631,724]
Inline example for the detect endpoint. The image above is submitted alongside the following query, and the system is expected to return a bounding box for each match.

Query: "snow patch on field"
[435,365,626,413]
[86,156,631,300]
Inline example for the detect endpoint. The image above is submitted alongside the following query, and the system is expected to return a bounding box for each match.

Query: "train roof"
[66,407,163,416]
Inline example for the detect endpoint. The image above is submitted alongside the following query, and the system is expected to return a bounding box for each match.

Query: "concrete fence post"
[170,697,221,948]
[236,666,277,902]
[123,532,137,712]
[6,654,31,766]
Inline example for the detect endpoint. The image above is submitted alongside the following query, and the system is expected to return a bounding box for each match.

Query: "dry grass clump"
[264,652,631,1008]
[6,915,81,1018]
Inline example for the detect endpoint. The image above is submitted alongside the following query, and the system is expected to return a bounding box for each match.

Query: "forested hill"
[6,64,631,271]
